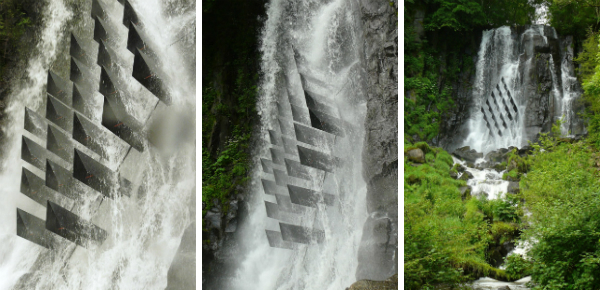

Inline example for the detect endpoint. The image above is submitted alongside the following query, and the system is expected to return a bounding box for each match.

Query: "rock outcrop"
[346,274,398,290]
[439,25,585,152]
[355,0,398,281]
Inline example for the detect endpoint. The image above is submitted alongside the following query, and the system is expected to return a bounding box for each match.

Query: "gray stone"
[452,146,483,162]
[507,182,520,194]
[224,218,237,233]
[204,210,221,231]
[459,186,472,200]
[357,0,398,281]
[459,171,474,181]
[449,170,458,179]
[406,148,425,163]
[356,216,396,281]
[166,222,196,290]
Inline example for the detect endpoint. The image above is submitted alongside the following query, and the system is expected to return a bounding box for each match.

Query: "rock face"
[355,0,398,281]
[346,274,398,290]
[453,146,484,162]
[439,25,585,151]
[407,148,425,163]
[166,222,196,290]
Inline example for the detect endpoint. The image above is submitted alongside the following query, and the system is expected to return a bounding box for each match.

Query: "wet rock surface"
[356,0,398,282]
[406,148,425,163]
[346,274,398,290]
[166,222,196,290]
[439,26,585,151]
[453,146,484,162]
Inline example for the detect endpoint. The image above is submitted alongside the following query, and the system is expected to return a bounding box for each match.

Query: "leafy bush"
[405,144,516,288]
[520,138,600,288]
[504,254,532,278]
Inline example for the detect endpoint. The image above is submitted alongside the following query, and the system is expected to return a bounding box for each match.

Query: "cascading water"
[452,25,585,289]
[0,0,196,289]
[206,0,369,289]
[458,25,584,154]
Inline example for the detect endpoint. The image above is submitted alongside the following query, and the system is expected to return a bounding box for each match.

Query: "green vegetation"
[406,1,600,289]
[404,143,523,289]
[518,128,600,289]
[404,0,542,143]
[202,0,264,216]
[0,0,32,85]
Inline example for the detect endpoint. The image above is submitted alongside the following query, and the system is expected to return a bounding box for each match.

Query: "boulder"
[518,145,533,156]
[507,182,520,194]
[452,146,483,162]
[406,148,425,163]
[493,163,506,172]
[485,149,508,163]
[449,170,458,179]
[459,186,472,200]
[204,209,222,231]
[459,171,474,181]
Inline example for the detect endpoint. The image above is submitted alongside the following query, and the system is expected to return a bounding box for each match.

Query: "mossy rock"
[493,162,506,172]
[459,171,474,181]
[346,274,398,290]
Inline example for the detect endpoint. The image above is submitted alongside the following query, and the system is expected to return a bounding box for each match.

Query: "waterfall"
[458,25,584,154]
[209,0,369,289]
[0,0,196,289]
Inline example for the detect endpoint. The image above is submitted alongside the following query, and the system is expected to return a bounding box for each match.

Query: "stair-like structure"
[16,0,171,250]
[261,55,353,249]
[481,77,520,138]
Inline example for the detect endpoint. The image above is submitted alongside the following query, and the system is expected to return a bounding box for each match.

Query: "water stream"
[0,0,196,289]
[454,24,585,290]
[211,0,369,289]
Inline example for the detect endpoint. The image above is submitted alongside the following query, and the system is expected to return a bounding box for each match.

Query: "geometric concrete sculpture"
[70,57,96,91]
[70,33,93,67]
[20,167,73,208]
[24,107,47,139]
[265,230,294,250]
[297,145,336,172]
[133,48,170,104]
[308,109,345,137]
[46,94,73,132]
[72,83,95,120]
[47,71,71,106]
[284,159,312,180]
[122,0,139,28]
[91,0,108,20]
[279,223,325,244]
[481,77,520,138]
[73,148,128,198]
[73,113,109,157]
[261,158,274,174]
[304,90,338,117]
[47,124,74,163]
[45,160,82,200]
[101,96,145,151]
[261,179,280,196]
[127,22,150,54]
[17,209,56,249]
[269,148,285,165]
[21,136,47,171]
[293,122,335,150]
[46,201,107,247]
[287,184,335,208]
[97,39,122,70]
